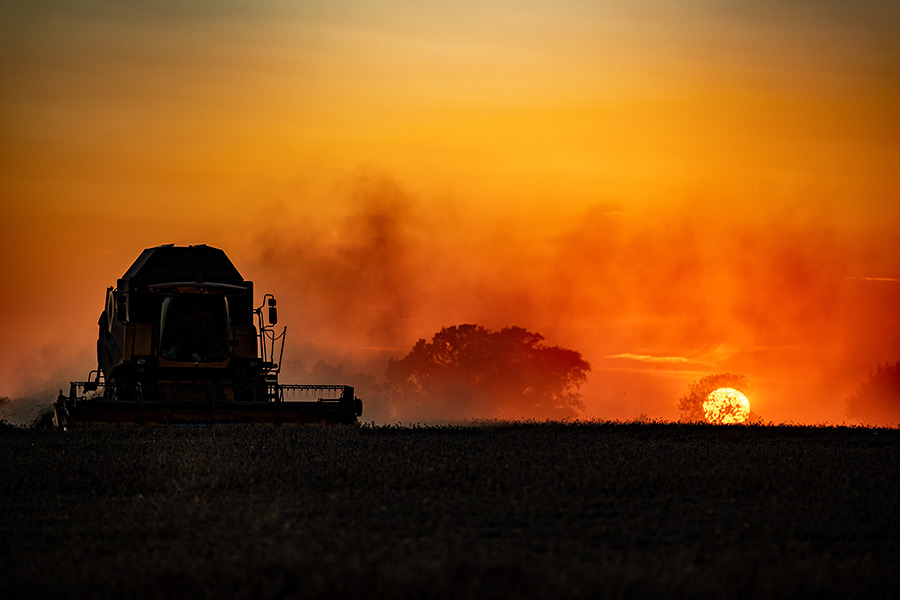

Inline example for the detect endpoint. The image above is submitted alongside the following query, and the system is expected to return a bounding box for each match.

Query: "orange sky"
[2,1,899,423]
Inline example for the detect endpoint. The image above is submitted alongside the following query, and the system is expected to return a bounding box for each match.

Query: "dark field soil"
[1,422,899,599]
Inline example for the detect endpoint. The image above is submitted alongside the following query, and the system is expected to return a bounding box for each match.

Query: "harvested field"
[1,422,898,599]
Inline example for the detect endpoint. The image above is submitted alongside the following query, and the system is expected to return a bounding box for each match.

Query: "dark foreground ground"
[1,422,898,599]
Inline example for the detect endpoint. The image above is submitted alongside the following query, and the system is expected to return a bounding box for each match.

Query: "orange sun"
[703,387,750,424]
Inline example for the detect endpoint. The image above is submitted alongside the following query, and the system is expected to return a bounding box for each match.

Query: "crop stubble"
[1,422,898,598]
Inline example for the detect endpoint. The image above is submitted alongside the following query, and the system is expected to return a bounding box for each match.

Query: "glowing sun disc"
[703,387,750,424]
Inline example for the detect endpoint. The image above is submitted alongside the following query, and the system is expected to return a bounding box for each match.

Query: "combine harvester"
[53,244,362,428]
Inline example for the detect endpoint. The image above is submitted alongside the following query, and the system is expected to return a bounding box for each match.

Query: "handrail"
[254,294,286,376]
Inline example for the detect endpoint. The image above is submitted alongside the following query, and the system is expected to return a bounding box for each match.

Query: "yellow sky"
[2,1,899,422]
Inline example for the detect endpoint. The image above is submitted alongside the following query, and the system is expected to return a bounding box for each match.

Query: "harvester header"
[53,244,362,428]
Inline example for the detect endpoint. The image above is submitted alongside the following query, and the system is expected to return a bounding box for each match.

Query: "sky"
[2,0,899,424]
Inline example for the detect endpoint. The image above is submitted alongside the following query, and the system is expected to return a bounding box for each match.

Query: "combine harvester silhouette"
[54,244,362,428]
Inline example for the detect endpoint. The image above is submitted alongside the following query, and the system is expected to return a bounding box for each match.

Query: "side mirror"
[267,297,277,325]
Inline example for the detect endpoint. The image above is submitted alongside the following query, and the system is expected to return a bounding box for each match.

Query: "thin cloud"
[846,276,900,283]
[604,353,710,365]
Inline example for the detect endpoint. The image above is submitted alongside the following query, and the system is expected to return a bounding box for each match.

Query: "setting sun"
[704,388,750,424]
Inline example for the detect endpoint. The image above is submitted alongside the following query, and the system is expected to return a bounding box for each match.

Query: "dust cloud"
[249,175,900,424]
[0,345,92,426]
[5,174,895,425]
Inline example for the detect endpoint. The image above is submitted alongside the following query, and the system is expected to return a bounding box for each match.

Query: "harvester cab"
[53,244,363,428]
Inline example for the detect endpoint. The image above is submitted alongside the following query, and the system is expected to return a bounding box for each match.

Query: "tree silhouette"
[678,373,750,423]
[385,324,590,420]
[846,361,900,426]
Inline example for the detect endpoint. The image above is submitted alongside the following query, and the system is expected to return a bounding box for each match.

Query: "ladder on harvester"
[265,370,280,402]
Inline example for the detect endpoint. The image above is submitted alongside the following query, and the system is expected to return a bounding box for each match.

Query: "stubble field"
[1,422,898,599]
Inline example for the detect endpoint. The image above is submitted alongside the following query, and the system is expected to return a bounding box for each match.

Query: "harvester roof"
[121,244,244,285]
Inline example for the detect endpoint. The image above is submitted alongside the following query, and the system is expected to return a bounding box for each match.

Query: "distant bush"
[678,373,750,423]
[0,397,13,431]
[846,361,900,427]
